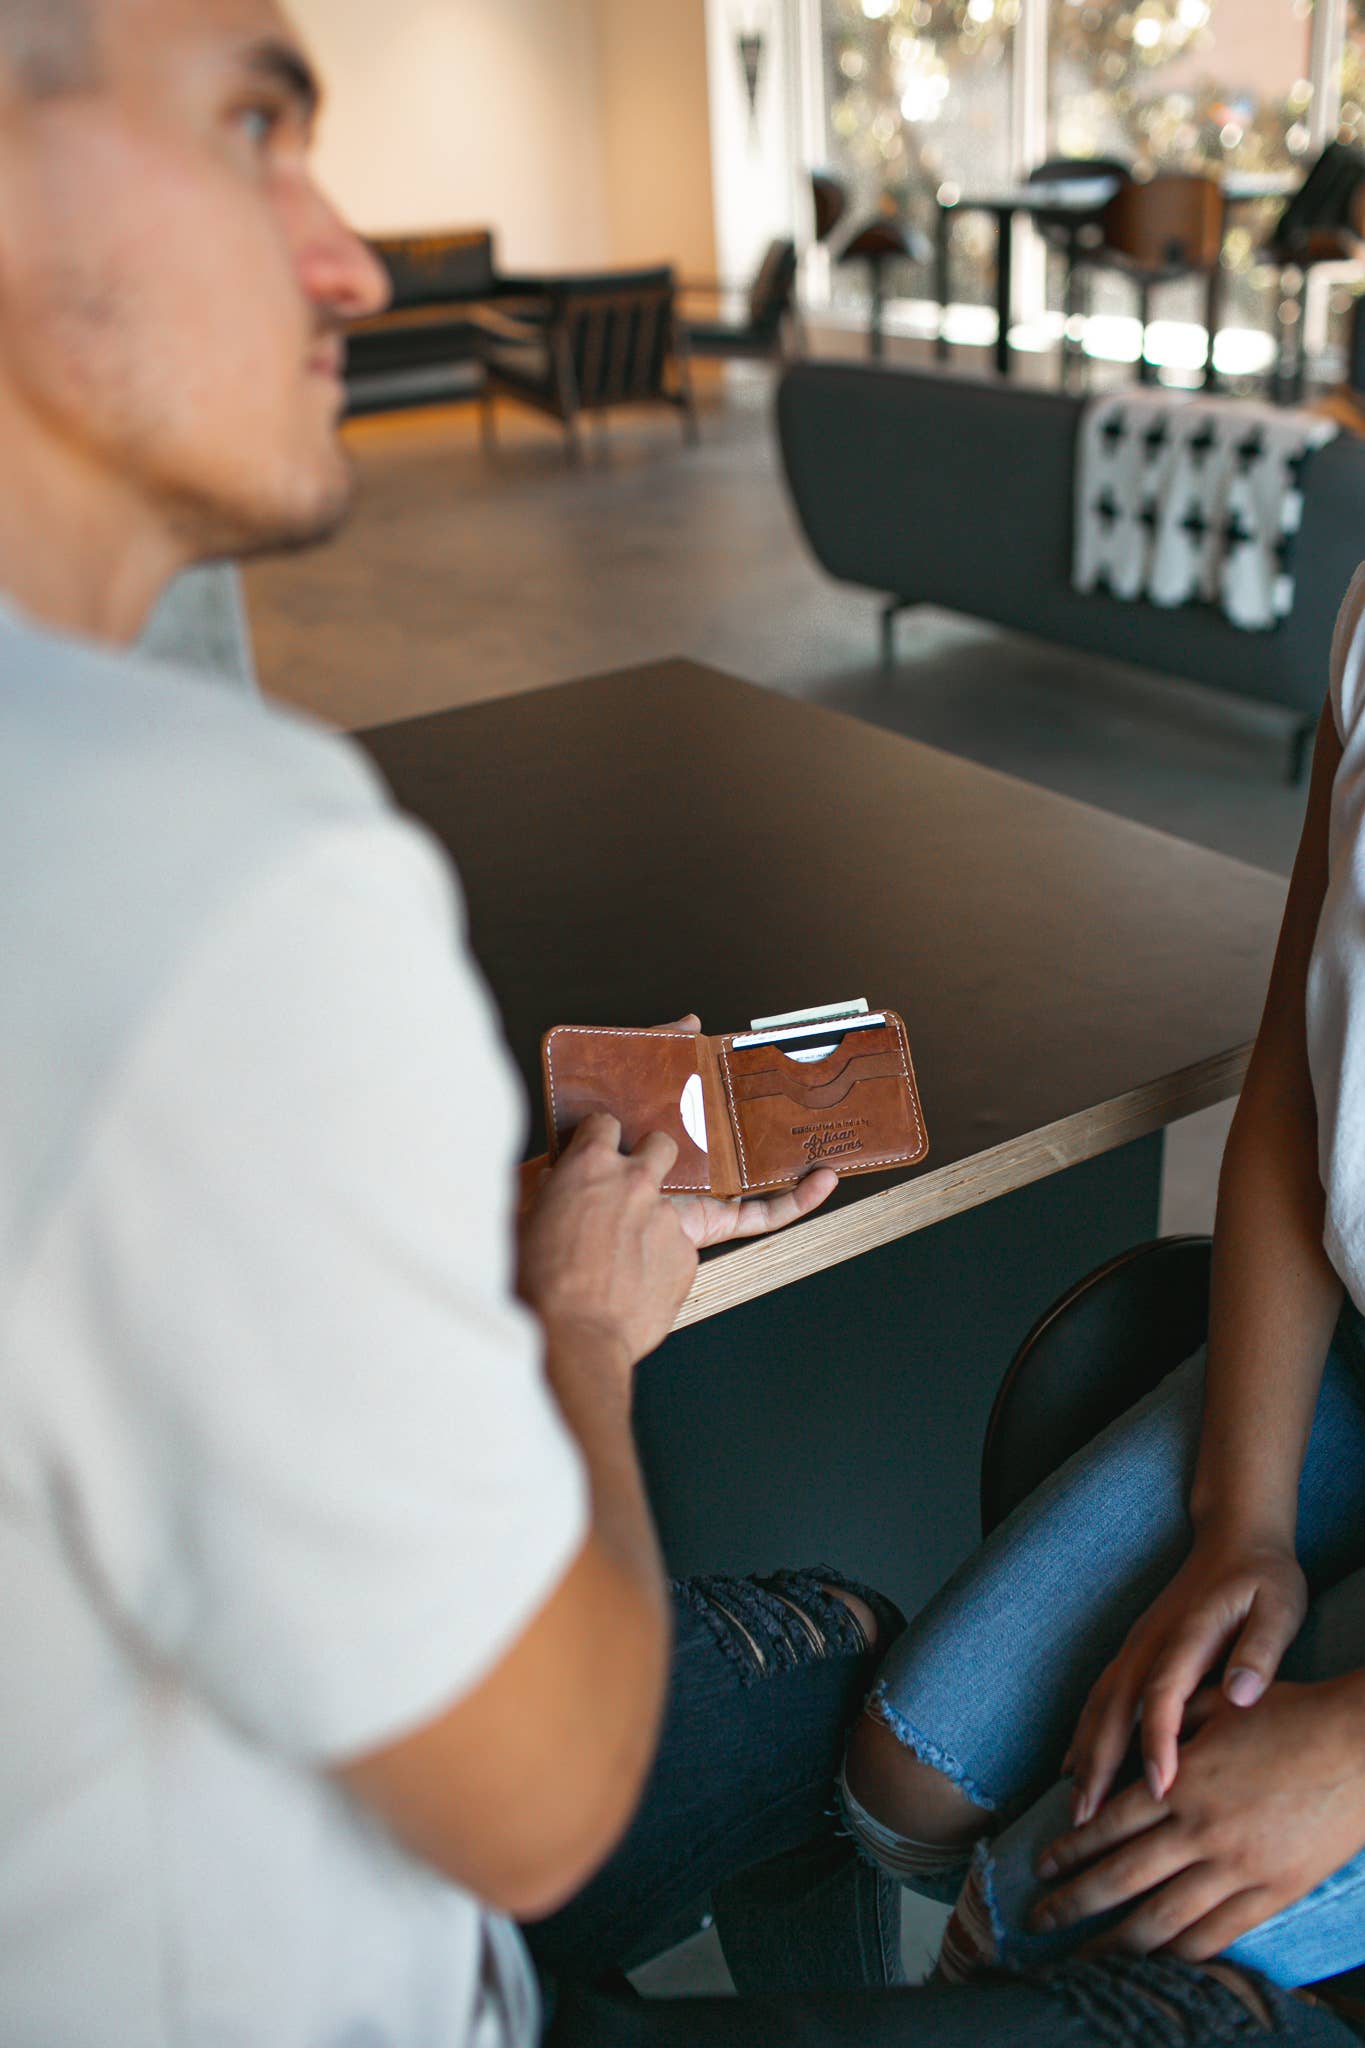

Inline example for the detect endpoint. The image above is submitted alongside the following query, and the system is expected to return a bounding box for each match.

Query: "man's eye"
[237,104,279,147]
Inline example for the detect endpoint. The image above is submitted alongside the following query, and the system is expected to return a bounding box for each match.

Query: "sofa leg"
[1287,715,1316,784]
[880,598,908,672]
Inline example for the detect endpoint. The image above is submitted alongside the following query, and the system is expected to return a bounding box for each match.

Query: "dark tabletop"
[357,660,1285,1217]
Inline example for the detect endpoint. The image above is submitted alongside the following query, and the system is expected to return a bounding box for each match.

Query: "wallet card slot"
[718,1014,927,1192]
[728,1049,905,1109]
[721,1023,900,1086]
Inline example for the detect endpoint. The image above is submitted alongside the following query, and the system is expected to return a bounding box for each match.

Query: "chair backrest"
[979,1236,1212,1535]
[1026,155,1132,246]
[1270,141,1365,259]
[1098,173,1224,274]
[811,170,850,245]
[554,269,677,408]
[748,239,799,339]
[370,229,497,310]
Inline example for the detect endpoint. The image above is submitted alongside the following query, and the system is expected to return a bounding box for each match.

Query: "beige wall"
[287,0,714,278]
[594,0,716,279]
[287,0,612,268]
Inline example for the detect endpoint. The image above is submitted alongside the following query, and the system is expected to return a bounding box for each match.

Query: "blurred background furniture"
[810,169,851,247]
[838,213,933,358]
[1259,144,1365,403]
[777,360,1365,774]
[1077,172,1224,387]
[935,171,1126,377]
[680,237,802,365]
[1026,156,1134,388]
[480,268,697,461]
[344,229,544,417]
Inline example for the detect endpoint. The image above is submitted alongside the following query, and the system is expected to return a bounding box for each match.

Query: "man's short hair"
[0,0,97,97]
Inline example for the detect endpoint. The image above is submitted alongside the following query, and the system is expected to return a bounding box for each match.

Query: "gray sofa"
[777,362,1365,775]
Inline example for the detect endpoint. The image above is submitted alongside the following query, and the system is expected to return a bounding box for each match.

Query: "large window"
[815,0,1352,372]
[824,0,1016,317]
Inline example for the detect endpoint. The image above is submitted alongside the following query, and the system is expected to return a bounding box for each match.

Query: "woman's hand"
[1066,1532,1308,1822]
[1034,1676,1365,1961]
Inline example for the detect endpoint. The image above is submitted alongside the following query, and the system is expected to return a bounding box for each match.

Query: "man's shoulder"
[0,615,437,1289]
[0,610,385,832]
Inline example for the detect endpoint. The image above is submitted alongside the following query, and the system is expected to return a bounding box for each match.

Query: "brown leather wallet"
[541,1002,928,1198]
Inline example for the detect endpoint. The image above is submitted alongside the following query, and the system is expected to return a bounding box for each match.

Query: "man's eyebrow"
[238,38,322,119]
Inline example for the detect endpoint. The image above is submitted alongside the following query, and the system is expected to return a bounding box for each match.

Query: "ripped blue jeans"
[842,1299,1365,1987]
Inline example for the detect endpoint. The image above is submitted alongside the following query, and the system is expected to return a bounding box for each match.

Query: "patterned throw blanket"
[1073,390,1337,631]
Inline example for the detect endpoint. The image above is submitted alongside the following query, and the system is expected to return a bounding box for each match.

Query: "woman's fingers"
[1080,1864,1228,1959]
[1037,1776,1164,1882]
[1164,1887,1277,1964]
[1071,1662,1145,1824]
[1139,1617,1231,1799]
[1222,1588,1303,1710]
[1032,1805,1183,1931]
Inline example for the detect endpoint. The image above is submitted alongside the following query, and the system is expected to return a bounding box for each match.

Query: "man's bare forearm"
[543,1323,668,1610]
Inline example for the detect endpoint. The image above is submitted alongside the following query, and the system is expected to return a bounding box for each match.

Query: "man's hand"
[643,1015,837,1248]
[519,1112,698,1369]
[1064,1531,1308,1821]
[1034,1675,1365,1962]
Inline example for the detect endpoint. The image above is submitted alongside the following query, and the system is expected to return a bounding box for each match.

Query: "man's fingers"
[644,1015,701,1033]
[565,1112,623,1155]
[1037,1778,1165,1882]
[1223,1596,1298,1709]
[630,1129,679,1185]
[728,1168,838,1238]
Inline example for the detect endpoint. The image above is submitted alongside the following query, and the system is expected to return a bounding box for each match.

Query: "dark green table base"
[638,1136,1162,1621]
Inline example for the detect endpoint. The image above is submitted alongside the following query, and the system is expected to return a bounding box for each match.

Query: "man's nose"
[297,188,391,322]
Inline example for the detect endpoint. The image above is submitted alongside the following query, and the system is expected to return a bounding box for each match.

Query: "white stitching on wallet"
[543,1027,711,1191]
[718,1037,750,1190]
[720,1012,927,1193]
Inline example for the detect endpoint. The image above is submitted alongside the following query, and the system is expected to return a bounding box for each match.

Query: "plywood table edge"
[674,1044,1251,1328]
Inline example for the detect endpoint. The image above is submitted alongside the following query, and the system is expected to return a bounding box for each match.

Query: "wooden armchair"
[479,267,698,462]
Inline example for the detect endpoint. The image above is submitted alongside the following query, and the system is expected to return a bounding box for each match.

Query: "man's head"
[0,0,388,624]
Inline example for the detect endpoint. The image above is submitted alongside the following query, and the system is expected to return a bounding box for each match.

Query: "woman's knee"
[843,1708,991,1851]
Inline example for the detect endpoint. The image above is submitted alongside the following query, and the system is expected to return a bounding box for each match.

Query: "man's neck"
[0,399,184,645]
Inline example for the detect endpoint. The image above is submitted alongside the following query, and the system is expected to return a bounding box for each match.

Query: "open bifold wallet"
[541,999,929,1199]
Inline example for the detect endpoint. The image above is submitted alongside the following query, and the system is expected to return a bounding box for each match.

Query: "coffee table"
[359,660,1285,1610]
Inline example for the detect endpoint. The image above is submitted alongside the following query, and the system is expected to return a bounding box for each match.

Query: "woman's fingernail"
[1072,1789,1092,1826]
[1225,1668,1263,1707]
[1145,1760,1163,1801]
[1032,1905,1058,1931]
[1036,1851,1058,1879]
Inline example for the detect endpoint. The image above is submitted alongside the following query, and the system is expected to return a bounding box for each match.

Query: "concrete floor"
[244,362,1314,1991]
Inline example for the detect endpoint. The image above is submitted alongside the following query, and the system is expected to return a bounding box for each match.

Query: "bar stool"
[1077,172,1225,386]
[837,214,932,359]
[1024,155,1132,388]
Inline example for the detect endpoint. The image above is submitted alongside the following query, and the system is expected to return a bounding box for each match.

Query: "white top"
[0,610,588,2047]
[1308,562,1365,1315]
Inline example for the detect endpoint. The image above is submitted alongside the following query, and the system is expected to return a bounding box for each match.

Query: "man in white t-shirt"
[0,5,911,2046]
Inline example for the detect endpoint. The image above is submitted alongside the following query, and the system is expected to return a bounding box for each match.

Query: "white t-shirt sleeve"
[1329,561,1365,747]
[10,816,588,1762]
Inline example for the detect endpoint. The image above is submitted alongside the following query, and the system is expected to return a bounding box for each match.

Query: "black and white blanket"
[1073,390,1337,631]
